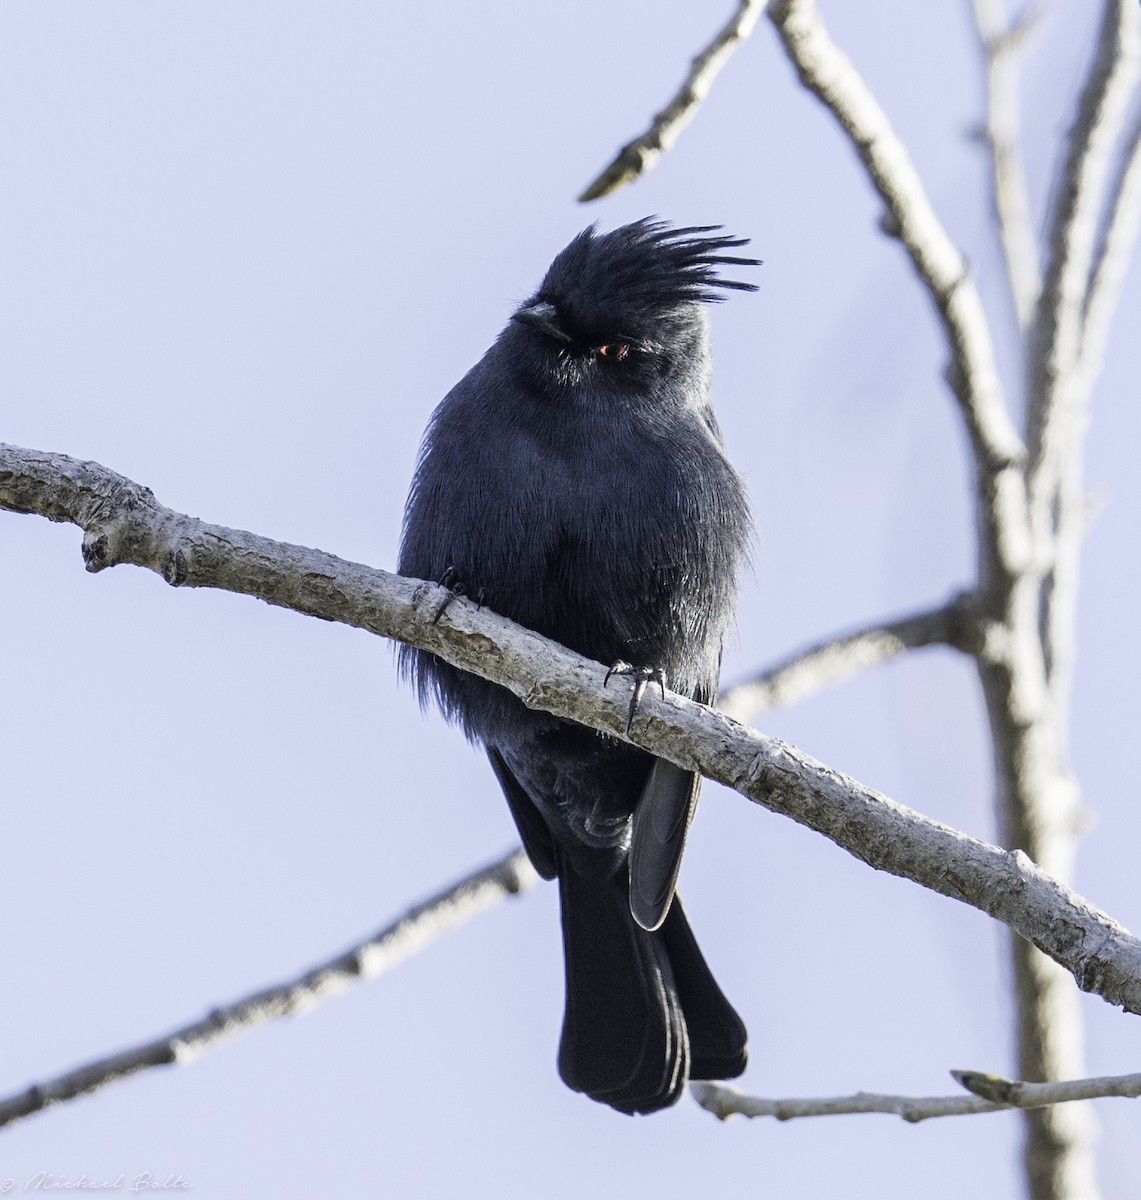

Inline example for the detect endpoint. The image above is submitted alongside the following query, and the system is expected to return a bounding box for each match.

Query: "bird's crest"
[534,219,758,337]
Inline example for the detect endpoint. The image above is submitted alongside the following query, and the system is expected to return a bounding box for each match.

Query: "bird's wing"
[486,746,558,880]
[628,675,718,932]
[628,758,701,931]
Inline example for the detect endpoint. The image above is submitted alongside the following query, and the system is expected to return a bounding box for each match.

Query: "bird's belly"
[496,721,653,861]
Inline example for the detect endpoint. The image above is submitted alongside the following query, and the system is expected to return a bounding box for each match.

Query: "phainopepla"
[398,218,755,1115]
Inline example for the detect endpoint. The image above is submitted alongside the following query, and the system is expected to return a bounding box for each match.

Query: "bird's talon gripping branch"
[605,661,667,735]
[432,566,467,624]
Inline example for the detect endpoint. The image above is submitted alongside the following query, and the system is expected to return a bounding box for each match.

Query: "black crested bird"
[398,219,755,1114]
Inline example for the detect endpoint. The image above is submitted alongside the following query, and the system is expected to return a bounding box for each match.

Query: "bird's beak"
[512,300,572,343]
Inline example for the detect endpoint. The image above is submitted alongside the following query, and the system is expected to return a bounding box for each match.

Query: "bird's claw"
[604,661,667,736]
[432,568,487,624]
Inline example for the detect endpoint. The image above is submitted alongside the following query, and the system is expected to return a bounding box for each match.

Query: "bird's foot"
[604,661,667,736]
[432,567,485,624]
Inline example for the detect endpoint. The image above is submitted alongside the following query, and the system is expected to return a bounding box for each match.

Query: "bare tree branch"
[692,1080,1003,1122]
[4,443,1141,1021]
[1080,101,1141,385]
[0,848,535,1130]
[691,1069,1141,1124]
[982,9,1141,1193]
[1026,0,1141,531]
[577,0,764,202]
[767,0,1029,598]
[969,0,1044,329]
[717,595,975,723]
[764,6,1135,1193]
[1033,27,1141,763]
[1046,107,1141,732]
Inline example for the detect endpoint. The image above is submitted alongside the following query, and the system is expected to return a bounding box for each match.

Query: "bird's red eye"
[596,343,629,361]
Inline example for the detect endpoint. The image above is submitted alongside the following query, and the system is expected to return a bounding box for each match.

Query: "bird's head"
[506,219,758,395]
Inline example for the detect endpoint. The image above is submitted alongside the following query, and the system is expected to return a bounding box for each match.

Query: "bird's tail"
[555,850,747,1115]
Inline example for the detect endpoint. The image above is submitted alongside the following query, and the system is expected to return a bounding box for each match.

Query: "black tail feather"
[556,852,686,1114]
[555,848,746,1114]
[659,895,748,1080]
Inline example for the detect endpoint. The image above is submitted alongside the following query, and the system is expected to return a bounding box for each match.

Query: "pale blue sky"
[2,3,1139,1197]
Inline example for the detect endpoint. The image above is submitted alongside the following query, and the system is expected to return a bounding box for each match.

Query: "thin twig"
[969,0,1044,328]
[767,0,1028,592]
[578,0,764,201]
[691,1069,1141,1124]
[1026,0,1141,531]
[0,849,536,1130]
[1080,101,1141,385]
[1052,108,1141,723]
[717,595,974,723]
